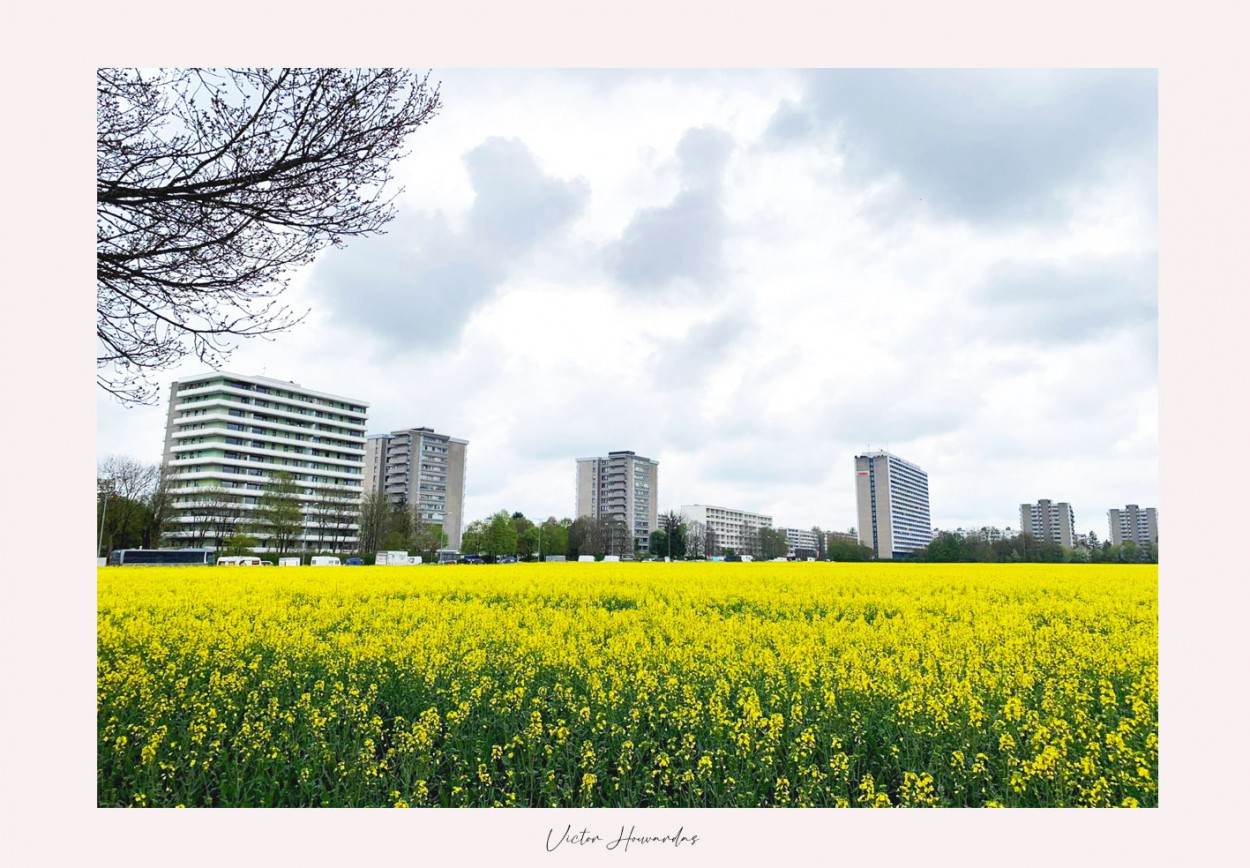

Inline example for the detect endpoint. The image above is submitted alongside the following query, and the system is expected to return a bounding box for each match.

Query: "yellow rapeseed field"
[97,562,1157,808]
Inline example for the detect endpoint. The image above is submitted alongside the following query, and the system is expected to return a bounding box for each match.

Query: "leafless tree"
[144,466,175,548]
[356,490,389,554]
[310,486,361,552]
[686,520,706,559]
[740,525,762,559]
[97,68,442,403]
[603,517,633,557]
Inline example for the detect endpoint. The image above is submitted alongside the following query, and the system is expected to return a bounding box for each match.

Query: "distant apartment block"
[783,527,820,557]
[854,451,931,559]
[1108,504,1158,547]
[162,372,368,550]
[826,529,859,546]
[576,451,659,553]
[364,427,468,550]
[680,504,773,555]
[1020,499,1075,547]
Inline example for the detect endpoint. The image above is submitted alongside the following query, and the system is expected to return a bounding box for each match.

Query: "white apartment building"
[1020,499,1076,548]
[855,451,931,559]
[576,451,659,553]
[680,504,773,556]
[1108,504,1158,547]
[364,427,468,550]
[782,527,820,557]
[162,372,368,550]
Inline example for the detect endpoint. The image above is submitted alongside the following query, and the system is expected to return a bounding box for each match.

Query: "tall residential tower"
[1108,504,1158,547]
[854,451,931,559]
[1019,499,1076,547]
[363,427,468,550]
[576,451,659,553]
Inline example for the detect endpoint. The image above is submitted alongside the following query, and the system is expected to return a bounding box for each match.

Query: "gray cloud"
[463,137,590,256]
[766,69,1157,225]
[646,312,749,393]
[307,136,588,350]
[608,126,735,291]
[970,253,1157,345]
[763,98,814,144]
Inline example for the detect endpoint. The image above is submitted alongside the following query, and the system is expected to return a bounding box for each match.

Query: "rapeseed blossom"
[98,562,1157,807]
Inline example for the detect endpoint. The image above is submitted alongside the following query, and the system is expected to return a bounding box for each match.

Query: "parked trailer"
[406,556,423,565]
[278,557,301,566]
[107,548,212,566]
[216,556,263,566]
[310,556,341,566]
[375,551,410,565]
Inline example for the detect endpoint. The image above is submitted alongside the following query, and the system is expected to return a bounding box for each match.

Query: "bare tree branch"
[97,68,442,404]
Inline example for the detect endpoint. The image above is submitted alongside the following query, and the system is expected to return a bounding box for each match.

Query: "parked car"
[462,556,485,565]
[345,557,364,566]
[497,556,517,564]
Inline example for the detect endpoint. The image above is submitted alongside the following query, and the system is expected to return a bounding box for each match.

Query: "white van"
[310,556,341,566]
[278,557,301,567]
[577,555,596,563]
[603,555,620,563]
[216,556,263,566]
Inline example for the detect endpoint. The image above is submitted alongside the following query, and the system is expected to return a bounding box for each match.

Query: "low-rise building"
[680,504,773,556]
[782,527,820,557]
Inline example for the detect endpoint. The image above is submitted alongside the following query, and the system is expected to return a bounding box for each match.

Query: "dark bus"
[106,548,214,566]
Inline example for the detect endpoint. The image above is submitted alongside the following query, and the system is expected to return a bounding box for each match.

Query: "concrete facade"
[1108,504,1158,547]
[782,527,820,557]
[576,451,659,553]
[855,451,931,559]
[162,372,368,550]
[1019,499,1076,548]
[680,504,773,556]
[364,427,468,550]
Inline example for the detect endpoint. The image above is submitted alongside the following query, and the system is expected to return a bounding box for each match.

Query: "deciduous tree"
[256,471,303,553]
[97,67,442,403]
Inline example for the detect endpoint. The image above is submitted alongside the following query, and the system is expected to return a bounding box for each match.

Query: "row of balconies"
[176,402,366,440]
[178,391,367,433]
[168,454,362,481]
[176,381,367,424]
[173,413,365,451]
[169,422,364,453]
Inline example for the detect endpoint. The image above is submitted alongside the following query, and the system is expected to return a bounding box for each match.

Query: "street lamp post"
[97,485,112,560]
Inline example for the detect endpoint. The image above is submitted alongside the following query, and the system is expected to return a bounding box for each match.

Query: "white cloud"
[98,69,1157,539]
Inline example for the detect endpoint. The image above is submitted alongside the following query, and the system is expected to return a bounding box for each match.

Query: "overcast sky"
[96,68,1158,536]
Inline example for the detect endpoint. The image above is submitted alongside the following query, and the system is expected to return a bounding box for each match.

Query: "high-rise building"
[364,427,468,550]
[162,372,368,550]
[1108,504,1158,547]
[854,451,931,559]
[576,451,659,553]
[680,504,773,556]
[1019,499,1076,548]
